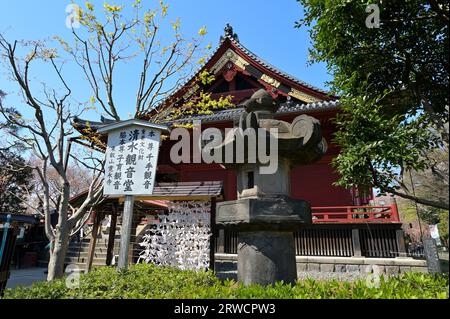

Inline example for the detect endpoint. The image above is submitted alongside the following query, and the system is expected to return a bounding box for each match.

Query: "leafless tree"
[57,1,206,120]
[0,1,206,280]
[0,36,104,280]
[24,156,96,214]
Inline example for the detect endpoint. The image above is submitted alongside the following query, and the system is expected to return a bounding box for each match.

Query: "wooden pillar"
[85,212,102,273]
[106,204,118,266]
[118,195,134,270]
[128,212,141,265]
[396,228,407,257]
[351,228,362,257]
[390,203,400,222]
[209,197,216,271]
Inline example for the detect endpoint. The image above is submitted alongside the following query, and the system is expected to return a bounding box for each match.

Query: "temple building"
[70,25,427,275]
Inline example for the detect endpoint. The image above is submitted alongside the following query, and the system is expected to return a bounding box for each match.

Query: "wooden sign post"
[120,195,134,269]
[98,119,169,270]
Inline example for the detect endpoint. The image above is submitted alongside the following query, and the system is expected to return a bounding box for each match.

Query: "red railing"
[311,204,400,224]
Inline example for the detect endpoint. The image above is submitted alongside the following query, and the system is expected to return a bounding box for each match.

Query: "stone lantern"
[216,89,327,285]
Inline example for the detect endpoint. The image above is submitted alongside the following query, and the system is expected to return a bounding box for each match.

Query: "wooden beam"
[396,229,407,257]
[118,196,134,270]
[120,195,221,202]
[85,212,102,273]
[106,205,118,266]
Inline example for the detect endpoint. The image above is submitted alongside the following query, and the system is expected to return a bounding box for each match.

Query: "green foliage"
[0,151,34,214]
[3,264,448,299]
[297,0,449,209]
[0,101,34,215]
[182,92,234,116]
[333,95,441,191]
[51,0,207,120]
[297,0,448,111]
[150,70,234,128]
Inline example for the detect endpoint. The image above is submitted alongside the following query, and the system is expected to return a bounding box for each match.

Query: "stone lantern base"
[238,231,297,285]
[216,196,311,285]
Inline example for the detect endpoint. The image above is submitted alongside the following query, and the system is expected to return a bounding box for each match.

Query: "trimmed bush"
[3,264,448,299]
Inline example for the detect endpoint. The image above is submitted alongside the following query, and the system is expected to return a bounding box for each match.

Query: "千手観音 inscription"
[103,125,161,196]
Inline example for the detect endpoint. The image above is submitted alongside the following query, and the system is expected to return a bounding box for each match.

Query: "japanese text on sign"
[103,125,160,196]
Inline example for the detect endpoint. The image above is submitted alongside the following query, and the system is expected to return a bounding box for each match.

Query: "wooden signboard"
[103,124,161,196]
[98,119,169,270]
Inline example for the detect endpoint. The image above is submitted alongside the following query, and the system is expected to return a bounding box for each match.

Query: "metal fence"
[406,243,426,259]
[219,224,404,259]
[294,228,354,257]
[359,227,399,258]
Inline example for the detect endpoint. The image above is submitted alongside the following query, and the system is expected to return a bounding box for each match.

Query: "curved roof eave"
[147,26,337,117]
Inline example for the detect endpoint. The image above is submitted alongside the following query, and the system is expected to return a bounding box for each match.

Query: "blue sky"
[0,0,332,121]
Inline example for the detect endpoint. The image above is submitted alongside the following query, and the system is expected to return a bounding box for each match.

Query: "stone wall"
[295,256,428,275]
[214,253,428,276]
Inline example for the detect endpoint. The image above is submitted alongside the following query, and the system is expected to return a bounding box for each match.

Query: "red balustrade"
[311,204,400,224]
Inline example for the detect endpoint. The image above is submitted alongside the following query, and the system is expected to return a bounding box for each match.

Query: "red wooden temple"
[71,25,407,269]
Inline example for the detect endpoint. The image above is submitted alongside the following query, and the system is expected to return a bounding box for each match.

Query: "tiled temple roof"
[72,24,339,135]
[149,24,335,113]
[72,99,339,131]
[171,100,340,125]
[150,181,223,199]
[222,28,329,96]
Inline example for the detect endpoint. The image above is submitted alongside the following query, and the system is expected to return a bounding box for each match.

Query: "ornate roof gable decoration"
[220,23,239,42]
[148,23,336,116]
[72,24,339,141]
[210,48,249,74]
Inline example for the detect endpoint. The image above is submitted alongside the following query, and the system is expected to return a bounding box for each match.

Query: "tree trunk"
[47,181,71,281]
[47,225,70,281]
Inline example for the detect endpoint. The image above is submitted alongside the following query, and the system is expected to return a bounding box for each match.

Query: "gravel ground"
[296,271,368,282]
[216,271,371,282]
[6,267,47,289]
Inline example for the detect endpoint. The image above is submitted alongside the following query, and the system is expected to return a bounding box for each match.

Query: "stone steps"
[65,256,110,264]
[65,239,143,268]
[65,262,108,270]
[66,251,113,258]
[64,219,145,269]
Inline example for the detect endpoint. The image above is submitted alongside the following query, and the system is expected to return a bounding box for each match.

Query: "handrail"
[312,205,396,210]
[311,204,400,223]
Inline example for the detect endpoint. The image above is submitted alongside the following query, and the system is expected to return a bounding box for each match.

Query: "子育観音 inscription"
[103,125,160,196]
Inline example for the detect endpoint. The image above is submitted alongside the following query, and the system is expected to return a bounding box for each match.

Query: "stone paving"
[296,271,368,282]
[6,267,47,289]
[216,270,368,282]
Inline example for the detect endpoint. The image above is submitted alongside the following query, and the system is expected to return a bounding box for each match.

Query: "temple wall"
[156,109,363,207]
[291,159,354,206]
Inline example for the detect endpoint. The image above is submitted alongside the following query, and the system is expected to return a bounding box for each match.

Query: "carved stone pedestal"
[238,231,297,285]
[216,196,311,286]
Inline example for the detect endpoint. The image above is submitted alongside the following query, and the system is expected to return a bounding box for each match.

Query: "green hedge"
[3,264,448,299]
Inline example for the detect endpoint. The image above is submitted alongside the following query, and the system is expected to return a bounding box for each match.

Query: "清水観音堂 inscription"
[103,125,160,196]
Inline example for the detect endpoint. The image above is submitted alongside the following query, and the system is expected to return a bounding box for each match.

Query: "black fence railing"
[295,228,354,257]
[359,227,400,258]
[218,224,404,259]
[224,231,238,254]
[407,243,426,259]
